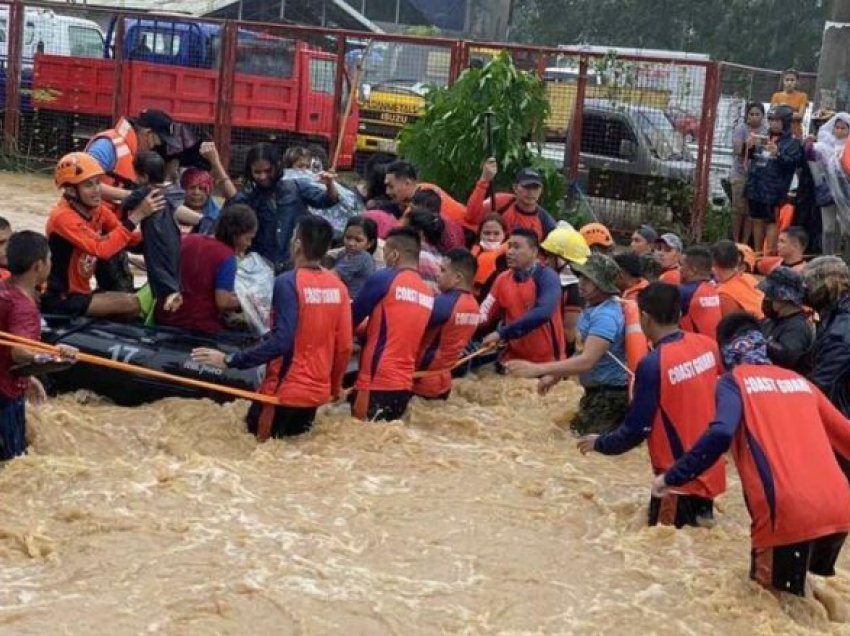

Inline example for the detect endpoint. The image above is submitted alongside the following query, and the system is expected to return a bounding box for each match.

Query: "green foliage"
[398,52,566,213]
[511,0,828,71]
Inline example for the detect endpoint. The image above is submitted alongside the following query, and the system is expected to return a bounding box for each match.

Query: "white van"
[0,7,104,63]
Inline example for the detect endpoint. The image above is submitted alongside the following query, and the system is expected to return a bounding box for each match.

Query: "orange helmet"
[580,222,614,248]
[55,152,104,188]
[736,243,756,272]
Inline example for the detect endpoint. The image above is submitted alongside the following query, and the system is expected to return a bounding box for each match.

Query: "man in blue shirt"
[506,253,630,434]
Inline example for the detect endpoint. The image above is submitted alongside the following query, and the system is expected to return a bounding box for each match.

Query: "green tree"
[511,0,828,71]
[398,52,565,214]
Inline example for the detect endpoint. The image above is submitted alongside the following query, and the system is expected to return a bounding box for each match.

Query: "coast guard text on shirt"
[667,351,716,385]
[395,286,434,309]
[742,376,812,395]
[304,287,342,304]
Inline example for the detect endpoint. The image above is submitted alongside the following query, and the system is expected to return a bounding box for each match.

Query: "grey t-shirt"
[731,122,767,180]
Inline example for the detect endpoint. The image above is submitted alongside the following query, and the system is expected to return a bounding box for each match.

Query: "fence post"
[691,61,720,240]
[449,40,467,83]
[3,0,24,154]
[214,21,237,169]
[331,34,346,164]
[565,56,588,184]
[110,16,126,124]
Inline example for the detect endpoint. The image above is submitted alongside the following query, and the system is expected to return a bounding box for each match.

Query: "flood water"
[1,374,849,634]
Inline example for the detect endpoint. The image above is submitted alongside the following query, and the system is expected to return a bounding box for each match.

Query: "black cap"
[135,109,178,148]
[515,168,543,187]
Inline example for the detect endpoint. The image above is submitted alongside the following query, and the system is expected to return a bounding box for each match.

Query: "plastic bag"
[235,253,274,336]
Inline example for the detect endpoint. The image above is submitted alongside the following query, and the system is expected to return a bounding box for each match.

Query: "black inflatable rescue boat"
[40,316,262,407]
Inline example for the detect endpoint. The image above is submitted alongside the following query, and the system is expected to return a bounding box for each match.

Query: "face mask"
[761,298,778,320]
[479,240,502,252]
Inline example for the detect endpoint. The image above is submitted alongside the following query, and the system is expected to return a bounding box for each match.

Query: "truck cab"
[558,99,695,227]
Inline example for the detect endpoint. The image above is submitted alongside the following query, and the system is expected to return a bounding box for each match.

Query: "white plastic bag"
[235,252,275,336]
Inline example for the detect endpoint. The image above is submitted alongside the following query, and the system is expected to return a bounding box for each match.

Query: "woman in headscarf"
[181,167,220,235]
[810,112,850,254]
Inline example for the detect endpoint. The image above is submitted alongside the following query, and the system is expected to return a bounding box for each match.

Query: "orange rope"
[0,332,281,406]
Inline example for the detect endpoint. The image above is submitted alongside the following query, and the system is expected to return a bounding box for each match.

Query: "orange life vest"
[731,365,850,548]
[86,117,139,189]
[471,243,507,297]
[717,272,765,319]
[620,298,649,376]
[652,332,725,498]
[680,281,722,338]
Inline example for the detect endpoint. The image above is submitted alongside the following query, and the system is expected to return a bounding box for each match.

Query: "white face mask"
[479,240,503,252]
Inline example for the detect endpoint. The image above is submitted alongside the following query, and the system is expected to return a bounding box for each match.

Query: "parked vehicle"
[31,16,357,170]
[665,104,700,142]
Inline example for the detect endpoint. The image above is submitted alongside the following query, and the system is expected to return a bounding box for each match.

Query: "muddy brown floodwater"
[0,170,849,634]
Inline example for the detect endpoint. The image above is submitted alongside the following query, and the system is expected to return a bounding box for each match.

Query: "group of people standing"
[3,103,850,603]
[730,68,850,261]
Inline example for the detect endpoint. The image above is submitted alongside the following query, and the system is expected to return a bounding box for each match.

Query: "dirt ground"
[0,170,59,234]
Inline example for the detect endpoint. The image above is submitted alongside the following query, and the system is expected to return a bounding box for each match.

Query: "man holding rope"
[191,216,352,440]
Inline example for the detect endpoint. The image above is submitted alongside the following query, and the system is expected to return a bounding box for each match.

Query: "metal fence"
[0,0,765,239]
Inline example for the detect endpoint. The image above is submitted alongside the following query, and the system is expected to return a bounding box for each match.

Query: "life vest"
[659,267,681,285]
[471,243,507,298]
[417,183,469,227]
[652,332,725,498]
[755,256,806,276]
[86,117,139,189]
[620,297,649,376]
[717,273,765,319]
[680,281,722,338]
[622,278,649,302]
[730,364,850,548]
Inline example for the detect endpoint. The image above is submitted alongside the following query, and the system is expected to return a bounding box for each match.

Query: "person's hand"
[792,112,803,121]
[317,171,337,187]
[56,344,78,363]
[538,374,559,395]
[130,189,165,221]
[26,377,47,405]
[482,331,501,348]
[576,434,599,455]
[199,141,221,164]
[746,134,757,148]
[163,292,183,312]
[503,359,543,379]
[191,348,227,368]
[481,157,498,182]
[651,473,670,498]
[766,141,778,156]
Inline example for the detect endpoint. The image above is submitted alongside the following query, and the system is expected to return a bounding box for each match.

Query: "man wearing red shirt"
[193,216,352,440]
[414,248,481,400]
[351,227,434,421]
[480,228,565,363]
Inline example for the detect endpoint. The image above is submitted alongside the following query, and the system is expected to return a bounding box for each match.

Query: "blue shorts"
[0,396,26,460]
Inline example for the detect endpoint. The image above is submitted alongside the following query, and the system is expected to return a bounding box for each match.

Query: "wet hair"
[716,312,762,348]
[0,217,11,231]
[296,215,334,261]
[215,204,258,249]
[244,142,281,185]
[386,226,421,260]
[780,226,808,251]
[783,68,799,80]
[7,231,49,275]
[408,207,445,246]
[133,150,166,184]
[746,102,765,116]
[386,160,417,182]
[683,245,713,275]
[637,282,681,326]
[444,247,478,284]
[510,227,539,249]
[711,239,740,270]
[344,215,379,254]
[479,212,507,234]
[614,252,642,279]
[283,146,311,169]
[410,188,442,215]
[364,153,395,201]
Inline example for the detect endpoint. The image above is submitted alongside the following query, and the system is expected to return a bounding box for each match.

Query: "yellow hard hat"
[541,225,590,265]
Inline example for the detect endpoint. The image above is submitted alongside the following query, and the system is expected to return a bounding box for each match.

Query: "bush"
[398,51,565,214]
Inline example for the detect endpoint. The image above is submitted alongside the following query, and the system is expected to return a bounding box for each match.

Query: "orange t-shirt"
[770,91,808,136]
